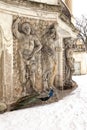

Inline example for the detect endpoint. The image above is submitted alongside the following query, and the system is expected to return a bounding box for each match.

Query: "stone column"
[0,12,13,102]
[57,36,64,89]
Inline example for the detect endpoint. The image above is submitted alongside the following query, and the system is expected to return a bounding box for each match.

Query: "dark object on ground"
[10,89,54,111]
[39,89,54,101]
[39,96,50,101]
[2,85,77,112]
[10,93,40,111]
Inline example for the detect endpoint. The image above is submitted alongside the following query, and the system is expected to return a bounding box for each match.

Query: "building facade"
[73,39,87,75]
[0,0,78,102]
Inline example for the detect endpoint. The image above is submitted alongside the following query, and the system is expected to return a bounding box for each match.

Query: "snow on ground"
[0,75,87,130]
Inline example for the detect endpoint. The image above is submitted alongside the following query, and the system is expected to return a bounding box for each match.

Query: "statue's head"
[48,23,59,40]
[22,22,31,35]
[64,37,74,48]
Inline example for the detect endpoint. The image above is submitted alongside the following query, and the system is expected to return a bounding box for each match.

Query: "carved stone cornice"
[0,0,71,22]
[0,0,78,33]
[0,0,61,12]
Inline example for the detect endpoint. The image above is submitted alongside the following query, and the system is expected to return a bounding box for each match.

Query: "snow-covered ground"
[0,75,87,130]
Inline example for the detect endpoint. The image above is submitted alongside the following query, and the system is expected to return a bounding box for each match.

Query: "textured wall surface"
[0,1,77,104]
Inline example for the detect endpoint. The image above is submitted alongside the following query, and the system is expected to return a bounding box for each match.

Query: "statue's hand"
[16,17,20,22]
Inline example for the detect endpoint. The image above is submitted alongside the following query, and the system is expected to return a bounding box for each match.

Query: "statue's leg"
[42,72,49,91]
[48,62,57,88]
[20,58,27,93]
[42,57,49,91]
[30,60,37,92]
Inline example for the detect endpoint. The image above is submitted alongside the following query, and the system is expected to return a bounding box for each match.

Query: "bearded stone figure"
[41,23,59,91]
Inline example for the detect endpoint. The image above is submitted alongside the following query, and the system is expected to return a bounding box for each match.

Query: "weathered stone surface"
[0,0,78,111]
[63,37,78,89]
[0,12,13,101]
[12,16,59,97]
[0,102,7,113]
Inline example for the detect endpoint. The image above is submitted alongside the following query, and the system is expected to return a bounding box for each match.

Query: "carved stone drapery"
[12,16,58,97]
[41,23,59,91]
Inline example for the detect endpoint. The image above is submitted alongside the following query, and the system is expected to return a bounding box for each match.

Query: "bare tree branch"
[76,15,87,50]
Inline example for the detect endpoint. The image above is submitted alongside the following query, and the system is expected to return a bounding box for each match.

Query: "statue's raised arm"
[13,17,24,40]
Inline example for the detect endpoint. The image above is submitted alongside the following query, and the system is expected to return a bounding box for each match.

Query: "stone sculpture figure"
[13,17,42,94]
[41,23,59,91]
[64,38,77,89]
[65,40,74,80]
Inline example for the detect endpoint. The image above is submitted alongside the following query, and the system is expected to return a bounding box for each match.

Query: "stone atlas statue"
[13,17,42,94]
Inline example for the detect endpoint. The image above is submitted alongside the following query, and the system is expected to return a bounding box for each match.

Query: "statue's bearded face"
[22,23,31,35]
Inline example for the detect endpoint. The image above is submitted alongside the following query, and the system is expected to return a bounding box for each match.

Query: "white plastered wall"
[0,12,13,101]
[73,52,87,75]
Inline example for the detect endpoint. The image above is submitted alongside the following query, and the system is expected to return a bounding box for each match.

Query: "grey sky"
[73,0,87,18]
